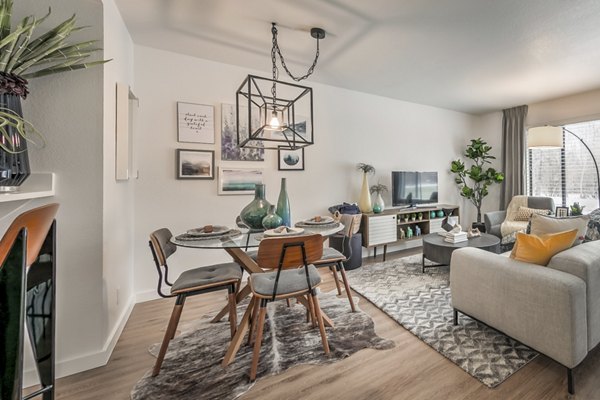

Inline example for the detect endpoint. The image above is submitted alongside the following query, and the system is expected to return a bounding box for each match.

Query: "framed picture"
[177,102,214,144]
[218,167,263,195]
[278,146,305,171]
[555,206,569,218]
[176,149,214,180]
[221,103,264,161]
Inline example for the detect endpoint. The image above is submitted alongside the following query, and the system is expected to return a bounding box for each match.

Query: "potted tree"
[450,138,504,231]
[0,0,108,190]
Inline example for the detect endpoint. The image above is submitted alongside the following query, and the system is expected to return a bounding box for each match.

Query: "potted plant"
[451,138,504,231]
[357,163,375,212]
[418,212,423,220]
[411,213,416,221]
[369,182,388,213]
[0,0,109,189]
[570,202,585,216]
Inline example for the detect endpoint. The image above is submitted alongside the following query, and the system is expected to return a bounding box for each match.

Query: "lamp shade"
[527,126,563,148]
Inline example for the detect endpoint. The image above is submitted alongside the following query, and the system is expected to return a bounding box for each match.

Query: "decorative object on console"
[0,2,109,190]
[528,126,600,208]
[276,177,291,227]
[177,102,214,144]
[262,205,283,230]
[218,167,263,195]
[176,149,214,180]
[357,163,375,213]
[235,23,325,151]
[370,182,388,214]
[556,206,569,218]
[406,226,413,238]
[240,183,271,230]
[430,211,436,218]
[399,228,405,239]
[450,138,504,229]
[278,146,304,171]
[436,210,444,218]
[570,202,585,216]
[415,225,421,236]
[418,212,423,221]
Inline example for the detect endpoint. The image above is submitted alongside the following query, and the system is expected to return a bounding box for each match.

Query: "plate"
[263,227,305,237]
[303,216,335,225]
[186,225,231,237]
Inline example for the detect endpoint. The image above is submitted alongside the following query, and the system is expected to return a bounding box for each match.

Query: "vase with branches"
[0,0,109,188]
[370,182,388,213]
[450,138,504,226]
[357,163,375,212]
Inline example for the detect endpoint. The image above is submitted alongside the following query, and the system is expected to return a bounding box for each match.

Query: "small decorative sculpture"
[406,226,413,238]
[467,227,481,238]
[415,225,421,236]
[399,228,405,239]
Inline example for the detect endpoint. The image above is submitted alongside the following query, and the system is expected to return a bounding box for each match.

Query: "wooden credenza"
[361,204,460,260]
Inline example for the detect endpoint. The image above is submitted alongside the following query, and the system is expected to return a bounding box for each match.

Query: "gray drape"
[501,105,528,209]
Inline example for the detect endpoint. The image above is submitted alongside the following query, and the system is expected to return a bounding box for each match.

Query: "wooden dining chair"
[148,228,243,376]
[312,215,357,312]
[246,233,330,381]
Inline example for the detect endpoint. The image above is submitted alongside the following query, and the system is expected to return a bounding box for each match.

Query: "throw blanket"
[501,196,528,237]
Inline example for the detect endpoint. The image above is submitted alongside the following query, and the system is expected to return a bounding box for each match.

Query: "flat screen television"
[392,171,438,207]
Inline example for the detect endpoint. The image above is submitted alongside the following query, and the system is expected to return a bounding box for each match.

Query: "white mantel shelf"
[0,173,55,202]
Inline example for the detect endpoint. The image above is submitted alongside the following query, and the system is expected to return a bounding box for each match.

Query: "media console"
[360,204,460,261]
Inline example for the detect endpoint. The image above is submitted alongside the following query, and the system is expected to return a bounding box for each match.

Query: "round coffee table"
[422,233,500,273]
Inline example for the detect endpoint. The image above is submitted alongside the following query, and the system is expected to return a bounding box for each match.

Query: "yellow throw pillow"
[513,206,551,221]
[510,229,578,266]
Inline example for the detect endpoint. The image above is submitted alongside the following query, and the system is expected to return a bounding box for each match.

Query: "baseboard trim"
[23,295,136,388]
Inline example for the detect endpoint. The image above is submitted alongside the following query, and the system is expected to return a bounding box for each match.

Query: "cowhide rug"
[131,292,394,400]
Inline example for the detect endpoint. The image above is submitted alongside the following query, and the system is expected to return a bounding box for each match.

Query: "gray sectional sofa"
[449,240,600,394]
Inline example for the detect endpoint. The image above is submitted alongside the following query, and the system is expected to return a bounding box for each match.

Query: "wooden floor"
[40,249,600,400]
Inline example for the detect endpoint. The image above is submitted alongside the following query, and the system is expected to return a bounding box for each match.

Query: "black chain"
[271,23,321,83]
[271,24,279,106]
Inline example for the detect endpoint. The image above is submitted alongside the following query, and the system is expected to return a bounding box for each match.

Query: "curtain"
[501,105,528,209]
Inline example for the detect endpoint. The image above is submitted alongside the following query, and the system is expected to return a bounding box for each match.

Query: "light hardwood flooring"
[35,250,600,400]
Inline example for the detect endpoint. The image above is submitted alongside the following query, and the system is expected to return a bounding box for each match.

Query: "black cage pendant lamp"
[236,23,325,150]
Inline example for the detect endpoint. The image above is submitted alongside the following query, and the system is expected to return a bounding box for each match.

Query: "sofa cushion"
[510,230,578,266]
[548,240,600,350]
[530,213,590,245]
[585,208,600,242]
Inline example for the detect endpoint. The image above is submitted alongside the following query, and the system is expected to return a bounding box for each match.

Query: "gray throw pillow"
[530,213,590,245]
[585,208,600,242]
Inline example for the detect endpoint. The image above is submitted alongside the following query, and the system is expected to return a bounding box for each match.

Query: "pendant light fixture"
[236,23,325,150]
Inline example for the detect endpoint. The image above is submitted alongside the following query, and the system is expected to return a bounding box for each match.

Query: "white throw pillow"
[530,213,590,245]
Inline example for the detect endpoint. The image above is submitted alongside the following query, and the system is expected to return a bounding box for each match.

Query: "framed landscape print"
[221,103,264,161]
[218,167,263,195]
[278,146,304,171]
[176,149,214,179]
[177,102,215,144]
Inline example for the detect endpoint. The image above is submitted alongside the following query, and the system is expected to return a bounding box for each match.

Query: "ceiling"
[114,0,600,114]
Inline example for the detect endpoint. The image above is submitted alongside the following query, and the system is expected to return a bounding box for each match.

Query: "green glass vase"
[262,205,283,230]
[240,184,271,231]
[276,178,291,227]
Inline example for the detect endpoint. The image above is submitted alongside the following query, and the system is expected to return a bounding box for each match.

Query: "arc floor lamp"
[527,125,600,207]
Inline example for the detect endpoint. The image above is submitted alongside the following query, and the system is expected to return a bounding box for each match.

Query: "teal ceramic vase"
[276,178,291,227]
[240,183,271,231]
[437,210,444,218]
[262,205,283,230]
[430,211,436,218]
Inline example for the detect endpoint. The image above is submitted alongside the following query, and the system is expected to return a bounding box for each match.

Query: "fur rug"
[347,255,538,388]
[130,292,394,400]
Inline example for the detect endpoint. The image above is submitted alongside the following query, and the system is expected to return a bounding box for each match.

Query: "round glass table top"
[171,223,344,249]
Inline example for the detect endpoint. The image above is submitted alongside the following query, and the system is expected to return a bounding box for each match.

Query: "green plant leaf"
[0,0,14,40]
[22,59,110,78]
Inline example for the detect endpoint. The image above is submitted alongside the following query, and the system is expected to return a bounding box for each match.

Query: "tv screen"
[392,171,438,206]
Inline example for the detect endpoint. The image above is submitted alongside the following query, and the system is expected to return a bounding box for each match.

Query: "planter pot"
[0,94,30,190]
[472,222,486,233]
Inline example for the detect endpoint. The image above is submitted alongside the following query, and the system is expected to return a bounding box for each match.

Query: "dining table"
[171,221,345,367]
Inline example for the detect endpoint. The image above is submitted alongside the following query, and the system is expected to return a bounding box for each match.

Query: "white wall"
[132,45,477,299]
[101,0,136,365]
[14,0,106,383]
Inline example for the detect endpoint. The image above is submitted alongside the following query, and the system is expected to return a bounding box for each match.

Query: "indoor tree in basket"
[450,138,504,229]
[0,0,109,189]
[357,163,375,213]
[370,182,388,214]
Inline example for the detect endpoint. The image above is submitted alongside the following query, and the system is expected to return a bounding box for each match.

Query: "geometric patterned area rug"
[130,292,394,400]
[346,254,538,388]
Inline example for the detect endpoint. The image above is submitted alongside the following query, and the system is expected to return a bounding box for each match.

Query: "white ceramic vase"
[373,193,385,213]
[358,173,372,213]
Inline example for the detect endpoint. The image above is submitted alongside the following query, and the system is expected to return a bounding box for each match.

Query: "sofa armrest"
[484,210,506,238]
[450,247,587,368]
[548,240,600,351]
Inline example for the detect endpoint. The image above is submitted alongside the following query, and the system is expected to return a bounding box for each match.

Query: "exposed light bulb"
[269,112,281,129]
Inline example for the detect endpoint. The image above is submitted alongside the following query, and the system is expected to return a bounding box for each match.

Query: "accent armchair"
[484,195,555,239]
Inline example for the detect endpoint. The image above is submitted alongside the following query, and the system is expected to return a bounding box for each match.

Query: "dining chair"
[148,228,243,376]
[246,233,330,381]
[312,214,357,312]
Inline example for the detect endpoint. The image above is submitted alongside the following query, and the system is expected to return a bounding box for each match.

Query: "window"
[527,120,600,212]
